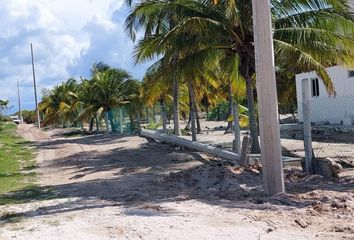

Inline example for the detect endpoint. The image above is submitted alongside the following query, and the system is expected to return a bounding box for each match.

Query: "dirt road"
[0,124,353,239]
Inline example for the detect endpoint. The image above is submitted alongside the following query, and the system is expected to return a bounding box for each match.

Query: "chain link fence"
[110,91,354,167]
[281,89,354,165]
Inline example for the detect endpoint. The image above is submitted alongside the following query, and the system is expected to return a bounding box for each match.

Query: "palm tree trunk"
[217,106,221,121]
[188,79,197,141]
[161,100,167,133]
[173,77,181,136]
[89,117,94,132]
[95,115,99,133]
[225,81,233,133]
[185,114,191,130]
[205,100,209,120]
[246,73,261,153]
[190,109,196,141]
[194,101,201,133]
[136,111,141,134]
[185,98,192,130]
[104,112,109,134]
[232,101,241,154]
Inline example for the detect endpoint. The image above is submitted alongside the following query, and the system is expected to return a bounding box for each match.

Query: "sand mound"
[164,163,264,202]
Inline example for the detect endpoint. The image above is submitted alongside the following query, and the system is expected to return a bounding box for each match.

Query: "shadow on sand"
[1,133,353,220]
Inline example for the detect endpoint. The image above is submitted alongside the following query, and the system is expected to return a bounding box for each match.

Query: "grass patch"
[0,123,36,196]
[0,185,56,205]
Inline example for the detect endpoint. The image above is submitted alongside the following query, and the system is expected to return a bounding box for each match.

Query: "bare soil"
[0,124,353,240]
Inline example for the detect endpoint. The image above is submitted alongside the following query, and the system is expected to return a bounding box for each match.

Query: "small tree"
[0,100,9,120]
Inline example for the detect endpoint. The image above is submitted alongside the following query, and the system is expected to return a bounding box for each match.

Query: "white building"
[295,66,354,125]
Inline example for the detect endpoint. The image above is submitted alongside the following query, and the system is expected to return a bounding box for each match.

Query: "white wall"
[296,66,354,124]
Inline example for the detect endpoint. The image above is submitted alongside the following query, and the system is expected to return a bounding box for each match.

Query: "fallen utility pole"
[140,129,240,162]
[251,0,285,195]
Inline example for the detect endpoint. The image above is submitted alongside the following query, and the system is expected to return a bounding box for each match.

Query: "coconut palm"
[84,68,139,133]
[0,100,9,113]
[0,100,9,120]
[142,63,175,133]
[127,0,354,153]
[125,0,187,136]
[39,78,79,127]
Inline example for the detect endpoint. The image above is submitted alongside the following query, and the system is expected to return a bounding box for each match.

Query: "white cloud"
[43,0,124,30]
[0,0,150,113]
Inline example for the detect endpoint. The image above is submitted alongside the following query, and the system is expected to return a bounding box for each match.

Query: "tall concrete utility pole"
[302,78,314,173]
[251,0,285,195]
[17,78,23,124]
[31,43,41,129]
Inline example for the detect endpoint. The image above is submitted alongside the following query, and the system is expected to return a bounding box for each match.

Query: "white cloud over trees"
[0,0,148,112]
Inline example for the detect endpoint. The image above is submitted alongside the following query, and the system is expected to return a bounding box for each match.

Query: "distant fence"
[110,92,354,167]
[281,80,354,165]
[301,95,354,162]
[106,104,167,134]
[298,94,354,125]
[105,106,136,134]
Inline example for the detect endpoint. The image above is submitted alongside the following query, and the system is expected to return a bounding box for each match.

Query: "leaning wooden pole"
[251,0,285,195]
[30,43,41,129]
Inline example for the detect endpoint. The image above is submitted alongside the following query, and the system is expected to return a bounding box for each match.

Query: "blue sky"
[0,0,151,114]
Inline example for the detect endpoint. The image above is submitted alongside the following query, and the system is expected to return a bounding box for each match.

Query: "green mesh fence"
[143,105,163,130]
[106,105,166,134]
[106,106,136,134]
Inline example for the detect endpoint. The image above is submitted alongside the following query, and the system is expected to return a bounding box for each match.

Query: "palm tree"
[127,0,354,153]
[142,69,172,133]
[0,100,9,117]
[125,1,186,136]
[82,68,139,134]
[39,78,79,127]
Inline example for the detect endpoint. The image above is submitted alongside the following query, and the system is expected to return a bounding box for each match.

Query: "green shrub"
[146,121,162,130]
[207,101,230,121]
[0,115,12,122]
[21,110,36,123]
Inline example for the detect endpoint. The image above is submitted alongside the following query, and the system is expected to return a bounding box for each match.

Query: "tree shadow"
[36,134,131,150]
[1,136,353,222]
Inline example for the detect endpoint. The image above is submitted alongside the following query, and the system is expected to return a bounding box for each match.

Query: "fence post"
[240,136,252,166]
[302,78,314,173]
[119,108,124,134]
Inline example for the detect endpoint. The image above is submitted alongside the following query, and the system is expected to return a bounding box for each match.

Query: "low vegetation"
[0,123,36,198]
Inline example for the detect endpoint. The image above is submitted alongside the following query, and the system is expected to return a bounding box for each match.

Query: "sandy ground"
[0,124,354,239]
